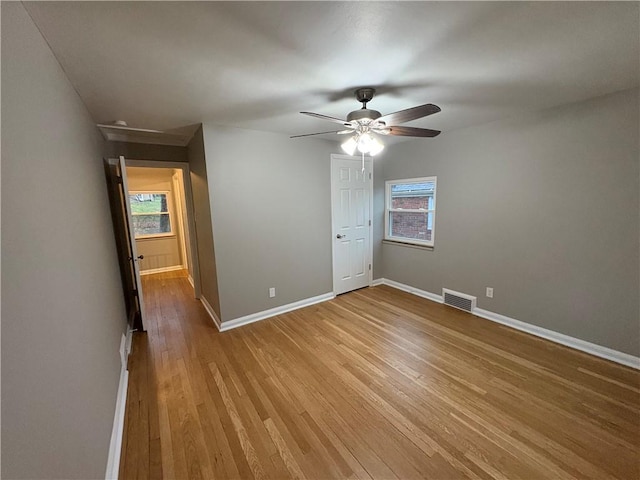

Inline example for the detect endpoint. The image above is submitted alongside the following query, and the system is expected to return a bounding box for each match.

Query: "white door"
[331,154,373,295]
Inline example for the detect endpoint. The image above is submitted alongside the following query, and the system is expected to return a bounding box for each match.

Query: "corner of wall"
[187,125,222,320]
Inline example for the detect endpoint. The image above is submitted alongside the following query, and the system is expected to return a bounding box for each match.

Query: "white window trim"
[385,176,437,247]
[128,190,175,239]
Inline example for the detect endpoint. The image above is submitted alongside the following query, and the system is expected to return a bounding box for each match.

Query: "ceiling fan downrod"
[347,88,382,123]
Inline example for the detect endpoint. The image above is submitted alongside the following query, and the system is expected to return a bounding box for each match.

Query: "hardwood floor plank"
[165,370,190,479]
[298,409,354,478]
[211,363,267,480]
[157,384,176,479]
[202,361,255,480]
[174,358,215,479]
[264,418,305,479]
[118,271,640,479]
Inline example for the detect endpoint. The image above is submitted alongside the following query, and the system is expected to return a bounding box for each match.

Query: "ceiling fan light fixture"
[368,136,384,156]
[356,133,384,156]
[341,136,358,156]
[341,131,385,157]
[357,132,374,153]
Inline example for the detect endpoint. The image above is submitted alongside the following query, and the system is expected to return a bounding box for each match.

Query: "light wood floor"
[119,270,639,479]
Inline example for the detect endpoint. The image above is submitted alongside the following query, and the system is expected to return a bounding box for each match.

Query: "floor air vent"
[442,288,476,313]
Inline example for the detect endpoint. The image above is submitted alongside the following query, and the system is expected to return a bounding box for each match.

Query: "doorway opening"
[125,159,202,313]
[105,156,202,332]
[126,166,192,281]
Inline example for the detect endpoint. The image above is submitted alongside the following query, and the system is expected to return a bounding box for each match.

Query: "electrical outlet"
[269,287,276,298]
[486,287,494,298]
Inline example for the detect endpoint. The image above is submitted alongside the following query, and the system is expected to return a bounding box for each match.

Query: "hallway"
[119,271,639,479]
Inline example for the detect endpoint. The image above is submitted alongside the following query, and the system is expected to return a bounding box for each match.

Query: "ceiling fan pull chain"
[362,151,365,173]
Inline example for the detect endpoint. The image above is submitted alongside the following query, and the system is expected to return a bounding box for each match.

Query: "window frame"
[128,190,175,239]
[384,176,437,247]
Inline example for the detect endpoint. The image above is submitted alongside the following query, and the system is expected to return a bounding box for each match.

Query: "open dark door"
[104,156,145,331]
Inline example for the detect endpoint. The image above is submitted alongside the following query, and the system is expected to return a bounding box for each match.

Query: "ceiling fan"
[291,87,441,156]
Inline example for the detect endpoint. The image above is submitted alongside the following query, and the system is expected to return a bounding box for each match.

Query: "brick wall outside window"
[390,195,432,241]
[391,197,429,209]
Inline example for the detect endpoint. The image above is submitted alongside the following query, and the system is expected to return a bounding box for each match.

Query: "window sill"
[382,239,434,251]
[135,234,177,241]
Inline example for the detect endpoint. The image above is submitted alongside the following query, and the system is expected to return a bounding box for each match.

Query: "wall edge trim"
[374,278,639,370]
[201,296,222,330]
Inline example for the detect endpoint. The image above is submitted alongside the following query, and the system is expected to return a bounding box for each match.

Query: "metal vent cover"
[442,288,477,313]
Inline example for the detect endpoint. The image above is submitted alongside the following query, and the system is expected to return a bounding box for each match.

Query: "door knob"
[336,234,346,239]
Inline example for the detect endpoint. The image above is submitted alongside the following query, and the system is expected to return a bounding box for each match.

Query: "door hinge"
[369,173,372,180]
[368,219,371,226]
[369,263,371,271]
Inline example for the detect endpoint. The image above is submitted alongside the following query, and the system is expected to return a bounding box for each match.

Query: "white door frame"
[330,154,374,295]
[171,170,190,278]
[124,159,202,299]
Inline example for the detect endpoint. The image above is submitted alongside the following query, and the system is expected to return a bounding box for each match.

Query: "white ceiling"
[24,1,639,140]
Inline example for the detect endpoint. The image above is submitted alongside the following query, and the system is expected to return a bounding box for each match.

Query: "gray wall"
[202,125,337,321]
[1,3,128,478]
[372,157,386,280]
[378,88,639,356]
[188,125,221,318]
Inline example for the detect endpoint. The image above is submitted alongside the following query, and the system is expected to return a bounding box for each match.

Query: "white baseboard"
[105,368,128,479]
[219,292,335,332]
[379,278,444,304]
[140,265,184,276]
[125,327,133,361]
[473,308,640,370]
[201,295,222,330]
[373,278,640,370]
[187,275,194,289]
[105,327,134,479]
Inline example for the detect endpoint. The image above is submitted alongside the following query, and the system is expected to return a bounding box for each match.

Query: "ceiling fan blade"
[378,104,441,125]
[301,112,351,126]
[387,126,441,137]
[290,130,343,138]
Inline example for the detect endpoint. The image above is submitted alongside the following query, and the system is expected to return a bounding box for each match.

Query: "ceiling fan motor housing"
[349,87,381,123]
[347,109,382,123]
[355,87,376,104]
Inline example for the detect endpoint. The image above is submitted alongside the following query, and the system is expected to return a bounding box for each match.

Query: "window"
[128,192,173,238]
[385,177,436,247]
